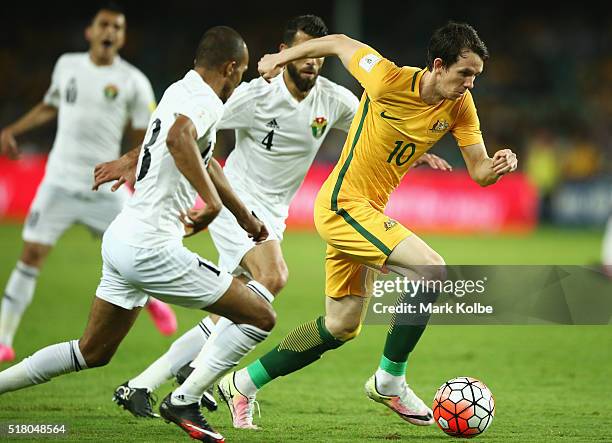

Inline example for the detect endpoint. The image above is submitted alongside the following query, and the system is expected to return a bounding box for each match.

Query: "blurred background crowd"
[1,0,610,226]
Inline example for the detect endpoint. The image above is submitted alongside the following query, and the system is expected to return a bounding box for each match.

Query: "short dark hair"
[426,22,489,71]
[194,26,246,69]
[283,15,328,45]
[93,2,125,18]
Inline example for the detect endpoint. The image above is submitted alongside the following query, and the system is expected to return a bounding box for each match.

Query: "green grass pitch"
[0,222,610,442]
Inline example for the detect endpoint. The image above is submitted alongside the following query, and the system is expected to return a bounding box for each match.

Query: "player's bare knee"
[256,266,289,296]
[252,262,289,297]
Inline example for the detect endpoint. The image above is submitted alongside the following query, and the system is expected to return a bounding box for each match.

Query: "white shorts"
[208,196,286,274]
[22,181,129,245]
[96,229,233,310]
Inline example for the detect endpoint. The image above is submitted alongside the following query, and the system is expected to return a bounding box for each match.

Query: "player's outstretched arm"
[258,34,366,81]
[460,143,518,186]
[167,115,222,235]
[1,102,57,159]
[207,158,268,243]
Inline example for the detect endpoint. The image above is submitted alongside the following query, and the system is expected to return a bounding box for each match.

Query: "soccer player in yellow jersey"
[218,22,518,429]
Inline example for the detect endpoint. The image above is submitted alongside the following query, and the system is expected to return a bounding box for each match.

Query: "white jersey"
[43,52,155,192]
[218,74,359,218]
[110,70,224,248]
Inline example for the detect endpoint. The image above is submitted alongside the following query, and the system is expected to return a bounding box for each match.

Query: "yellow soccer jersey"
[319,46,484,213]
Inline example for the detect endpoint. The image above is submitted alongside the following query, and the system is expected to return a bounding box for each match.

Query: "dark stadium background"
[1,0,610,228]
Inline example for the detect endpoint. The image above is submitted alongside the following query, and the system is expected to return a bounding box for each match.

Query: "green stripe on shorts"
[336,208,392,256]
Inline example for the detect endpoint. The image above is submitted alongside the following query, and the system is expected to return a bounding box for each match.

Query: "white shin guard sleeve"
[25,340,87,384]
[172,319,270,404]
[171,281,273,405]
[0,340,86,394]
[0,262,40,346]
[168,316,215,375]
[129,317,215,391]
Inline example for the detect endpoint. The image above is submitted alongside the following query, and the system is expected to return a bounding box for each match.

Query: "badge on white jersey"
[310,116,328,138]
[104,84,119,100]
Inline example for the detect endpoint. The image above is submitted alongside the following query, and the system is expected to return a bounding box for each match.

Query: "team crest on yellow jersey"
[311,116,328,138]
[384,218,398,231]
[429,119,449,132]
[104,84,119,100]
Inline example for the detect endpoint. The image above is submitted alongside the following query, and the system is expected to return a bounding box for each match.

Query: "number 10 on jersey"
[387,140,416,166]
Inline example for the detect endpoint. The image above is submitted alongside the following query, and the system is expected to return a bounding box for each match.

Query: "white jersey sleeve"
[330,83,359,132]
[127,69,156,130]
[43,55,65,107]
[218,78,268,130]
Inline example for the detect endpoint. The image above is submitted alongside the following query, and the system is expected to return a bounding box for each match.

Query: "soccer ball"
[432,376,495,438]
